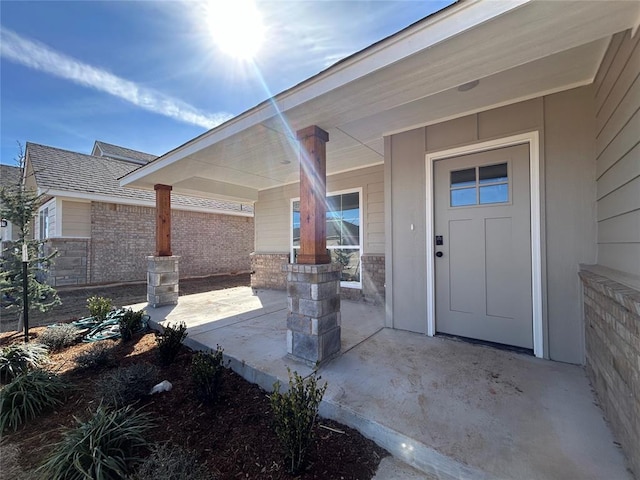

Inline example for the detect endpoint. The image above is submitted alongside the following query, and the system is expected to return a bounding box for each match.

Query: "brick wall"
[251,252,386,305]
[250,253,289,290]
[362,254,385,305]
[45,238,90,287]
[580,269,640,476]
[90,202,253,285]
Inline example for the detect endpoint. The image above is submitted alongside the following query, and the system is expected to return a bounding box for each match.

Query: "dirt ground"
[0,274,251,333]
[0,327,386,479]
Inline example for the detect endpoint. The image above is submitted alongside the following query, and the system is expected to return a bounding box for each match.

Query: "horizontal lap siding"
[595,30,640,276]
[254,165,384,254]
[61,200,90,237]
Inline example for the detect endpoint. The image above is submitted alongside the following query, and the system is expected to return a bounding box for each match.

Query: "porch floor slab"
[129,287,631,480]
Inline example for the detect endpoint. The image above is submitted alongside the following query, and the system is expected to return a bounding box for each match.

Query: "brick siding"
[250,253,289,290]
[80,201,253,285]
[580,269,640,476]
[362,254,385,305]
[251,252,386,305]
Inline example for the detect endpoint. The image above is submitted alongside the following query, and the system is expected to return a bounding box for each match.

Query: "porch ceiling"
[120,0,640,203]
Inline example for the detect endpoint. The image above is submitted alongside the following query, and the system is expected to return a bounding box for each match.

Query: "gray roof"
[26,143,252,214]
[93,140,158,164]
[0,164,22,191]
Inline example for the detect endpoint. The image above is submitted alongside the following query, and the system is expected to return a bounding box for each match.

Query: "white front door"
[434,143,533,349]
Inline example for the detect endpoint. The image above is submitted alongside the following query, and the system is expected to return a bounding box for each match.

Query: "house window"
[39,207,49,239]
[450,162,509,207]
[292,190,362,287]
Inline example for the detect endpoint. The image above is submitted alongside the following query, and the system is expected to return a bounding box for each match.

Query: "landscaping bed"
[0,326,386,479]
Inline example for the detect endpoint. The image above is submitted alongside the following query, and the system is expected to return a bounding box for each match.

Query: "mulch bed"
[0,328,387,479]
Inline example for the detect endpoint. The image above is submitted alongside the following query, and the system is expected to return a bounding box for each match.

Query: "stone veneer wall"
[45,238,90,287]
[70,201,254,285]
[250,253,289,290]
[579,268,640,476]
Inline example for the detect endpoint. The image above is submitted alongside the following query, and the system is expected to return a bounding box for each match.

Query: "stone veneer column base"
[147,256,179,307]
[285,263,341,365]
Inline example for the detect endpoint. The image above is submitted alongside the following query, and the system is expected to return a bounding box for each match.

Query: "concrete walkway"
[129,287,631,480]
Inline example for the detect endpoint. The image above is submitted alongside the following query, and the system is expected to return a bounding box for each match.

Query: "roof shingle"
[93,141,157,164]
[26,143,252,214]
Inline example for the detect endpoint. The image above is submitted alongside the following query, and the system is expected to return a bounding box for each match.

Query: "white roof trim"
[121,0,530,187]
[37,189,254,217]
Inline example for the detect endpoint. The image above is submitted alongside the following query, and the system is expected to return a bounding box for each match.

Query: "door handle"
[435,251,443,258]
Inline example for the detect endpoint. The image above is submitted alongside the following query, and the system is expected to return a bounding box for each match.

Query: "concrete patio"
[129,287,631,480]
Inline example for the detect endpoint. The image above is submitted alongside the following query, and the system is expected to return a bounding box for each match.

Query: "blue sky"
[1,1,453,166]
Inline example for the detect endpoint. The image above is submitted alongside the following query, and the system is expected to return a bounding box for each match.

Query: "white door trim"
[425,131,543,358]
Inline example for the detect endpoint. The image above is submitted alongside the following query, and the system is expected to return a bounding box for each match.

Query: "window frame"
[290,187,363,289]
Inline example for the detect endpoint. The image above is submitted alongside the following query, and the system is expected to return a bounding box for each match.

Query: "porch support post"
[154,184,172,256]
[296,126,330,265]
[285,125,340,365]
[147,184,178,308]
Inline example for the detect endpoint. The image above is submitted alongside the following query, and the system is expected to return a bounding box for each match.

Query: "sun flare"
[205,0,265,60]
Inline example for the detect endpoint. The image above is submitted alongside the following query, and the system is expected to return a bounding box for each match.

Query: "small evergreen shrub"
[119,308,145,342]
[0,369,68,432]
[74,343,117,370]
[38,324,81,351]
[38,404,154,480]
[87,295,112,321]
[95,363,158,408]
[0,342,49,382]
[155,322,187,366]
[270,369,327,474]
[132,443,211,480]
[191,346,226,405]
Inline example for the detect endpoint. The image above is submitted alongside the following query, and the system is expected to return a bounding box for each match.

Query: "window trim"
[290,187,363,289]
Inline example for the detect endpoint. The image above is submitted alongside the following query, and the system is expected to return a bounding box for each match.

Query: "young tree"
[0,144,60,325]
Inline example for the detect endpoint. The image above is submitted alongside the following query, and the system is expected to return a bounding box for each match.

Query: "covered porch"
[129,288,631,479]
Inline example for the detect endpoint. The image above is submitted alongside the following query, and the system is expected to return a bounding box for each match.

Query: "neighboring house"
[23,141,254,286]
[120,0,639,472]
[0,164,22,249]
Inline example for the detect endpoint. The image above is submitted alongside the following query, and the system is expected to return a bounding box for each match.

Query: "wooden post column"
[296,125,330,265]
[154,184,172,256]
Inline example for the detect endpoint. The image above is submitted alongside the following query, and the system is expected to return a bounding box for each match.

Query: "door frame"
[425,131,543,358]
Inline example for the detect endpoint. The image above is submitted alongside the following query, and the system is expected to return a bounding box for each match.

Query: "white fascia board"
[40,190,254,218]
[121,0,531,188]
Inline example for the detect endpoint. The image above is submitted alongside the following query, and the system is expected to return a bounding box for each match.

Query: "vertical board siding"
[254,165,384,254]
[594,30,640,276]
[61,200,91,237]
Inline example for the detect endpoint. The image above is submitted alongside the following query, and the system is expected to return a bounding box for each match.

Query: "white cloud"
[0,26,232,129]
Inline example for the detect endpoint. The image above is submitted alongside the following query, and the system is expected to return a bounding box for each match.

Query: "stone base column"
[147,256,179,307]
[285,263,341,365]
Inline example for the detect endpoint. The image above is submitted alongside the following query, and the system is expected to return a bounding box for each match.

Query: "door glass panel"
[451,187,476,207]
[480,184,508,204]
[451,168,476,187]
[479,163,508,184]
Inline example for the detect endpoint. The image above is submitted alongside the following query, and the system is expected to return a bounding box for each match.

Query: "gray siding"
[387,86,597,364]
[594,30,640,276]
[254,164,384,255]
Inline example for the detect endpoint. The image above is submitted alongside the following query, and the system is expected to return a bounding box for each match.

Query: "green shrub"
[95,363,158,408]
[38,404,154,480]
[73,343,117,370]
[0,342,49,382]
[0,369,68,432]
[191,346,226,405]
[131,443,211,480]
[270,369,327,474]
[155,322,187,366]
[38,324,81,351]
[87,295,113,321]
[119,308,145,342]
